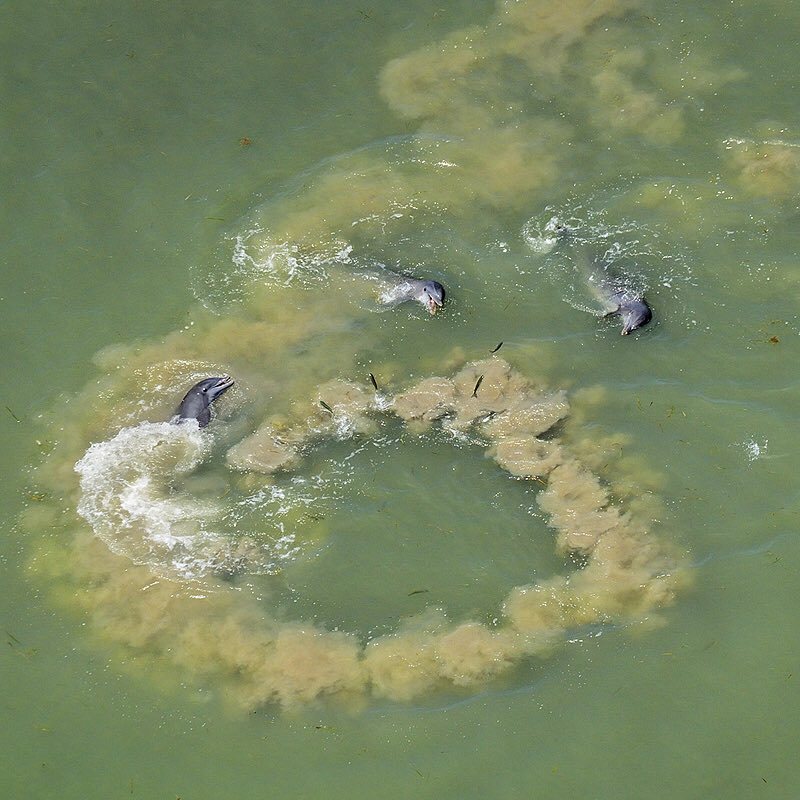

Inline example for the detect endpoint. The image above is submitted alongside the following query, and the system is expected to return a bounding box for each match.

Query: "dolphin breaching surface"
[28,0,787,715]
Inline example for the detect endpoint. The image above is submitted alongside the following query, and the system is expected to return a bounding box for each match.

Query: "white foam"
[74,421,299,580]
[229,229,355,289]
[739,437,768,464]
[724,136,800,150]
[75,421,229,579]
[521,215,562,254]
[379,280,417,306]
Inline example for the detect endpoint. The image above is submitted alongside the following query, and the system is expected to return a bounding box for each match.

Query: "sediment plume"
[25,356,687,711]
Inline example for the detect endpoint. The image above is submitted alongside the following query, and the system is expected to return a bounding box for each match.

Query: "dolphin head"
[619,299,652,335]
[419,280,446,314]
[176,376,235,427]
[195,375,235,401]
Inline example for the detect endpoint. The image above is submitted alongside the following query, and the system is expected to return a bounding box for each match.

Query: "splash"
[736,437,768,464]
[74,421,221,579]
[72,418,333,580]
[521,204,697,329]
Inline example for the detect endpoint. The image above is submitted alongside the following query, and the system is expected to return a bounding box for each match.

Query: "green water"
[3,0,800,797]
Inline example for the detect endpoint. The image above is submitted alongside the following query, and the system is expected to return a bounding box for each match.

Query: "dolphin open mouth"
[424,281,446,315]
[207,375,235,399]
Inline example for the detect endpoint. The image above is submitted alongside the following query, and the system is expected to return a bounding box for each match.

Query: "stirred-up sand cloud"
[25,352,688,711]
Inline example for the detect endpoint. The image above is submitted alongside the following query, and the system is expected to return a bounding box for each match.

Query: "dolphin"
[555,223,652,335]
[175,376,234,428]
[588,273,652,335]
[380,275,446,314]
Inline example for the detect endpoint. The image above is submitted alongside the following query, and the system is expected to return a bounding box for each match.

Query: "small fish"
[490,341,504,354]
[407,589,429,596]
[319,400,334,414]
[471,375,484,398]
[369,373,379,390]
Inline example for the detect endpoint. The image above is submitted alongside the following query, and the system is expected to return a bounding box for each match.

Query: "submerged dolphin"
[175,376,234,428]
[555,223,652,336]
[380,275,446,314]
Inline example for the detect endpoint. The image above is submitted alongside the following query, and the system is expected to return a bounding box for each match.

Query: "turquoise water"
[3,0,800,797]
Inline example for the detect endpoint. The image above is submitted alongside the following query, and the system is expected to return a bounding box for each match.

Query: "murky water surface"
[3,1,799,797]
